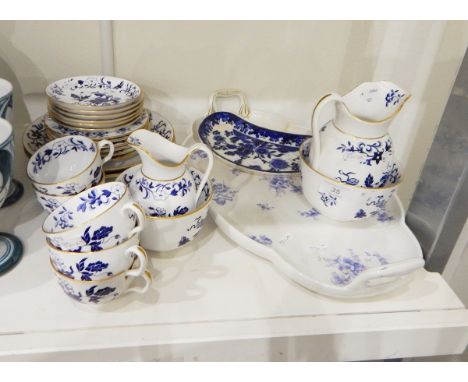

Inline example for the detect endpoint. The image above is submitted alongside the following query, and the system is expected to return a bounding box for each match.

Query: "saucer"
[0,232,23,276]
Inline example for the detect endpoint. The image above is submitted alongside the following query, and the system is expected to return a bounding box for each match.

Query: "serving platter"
[23,110,175,174]
[194,111,310,174]
[189,144,424,299]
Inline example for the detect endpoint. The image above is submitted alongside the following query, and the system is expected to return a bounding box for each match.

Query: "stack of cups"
[42,182,151,305]
[27,136,114,213]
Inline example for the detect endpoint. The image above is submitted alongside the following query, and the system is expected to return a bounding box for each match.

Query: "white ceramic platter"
[46,76,141,109]
[190,151,424,299]
[44,110,149,140]
[23,110,175,173]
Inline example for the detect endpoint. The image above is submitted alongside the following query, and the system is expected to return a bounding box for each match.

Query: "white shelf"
[1,99,467,361]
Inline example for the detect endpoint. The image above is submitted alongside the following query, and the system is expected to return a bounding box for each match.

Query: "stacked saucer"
[44,75,147,162]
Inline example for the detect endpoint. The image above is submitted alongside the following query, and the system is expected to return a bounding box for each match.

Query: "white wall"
[1,20,467,208]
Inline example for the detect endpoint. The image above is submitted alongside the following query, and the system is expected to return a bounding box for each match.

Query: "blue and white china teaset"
[0,75,424,304]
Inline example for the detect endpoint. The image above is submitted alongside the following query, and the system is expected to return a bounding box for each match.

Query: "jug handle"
[207,89,250,118]
[311,93,342,169]
[187,143,214,203]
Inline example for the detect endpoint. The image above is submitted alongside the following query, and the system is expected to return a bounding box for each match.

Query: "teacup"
[48,232,147,281]
[27,135,114,196]
[0,118,13,207]
[34,173,105,213]
[300,139,400,221]
[43,182,145,251]
[51,258,152,305]
[0,78,13,122]
[120,166,212,252]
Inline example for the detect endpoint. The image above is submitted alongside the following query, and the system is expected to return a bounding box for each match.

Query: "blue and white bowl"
[197,111,310,173]
[300,139,400,221]
[27,136,114,196]
[118,166,212,252]
[42,182,145,252]
[48,231,147,281]
[46,76,141,110]
[0,79,13,122]
[51,258,152,305]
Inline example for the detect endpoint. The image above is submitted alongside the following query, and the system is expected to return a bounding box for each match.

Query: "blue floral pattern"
[48,76,140,107]
[77,188,118,213]
[52,255,111,281]
[135,177,193,201]
[86,285,118,304]
[319,192,337,207]
[261,175,302,196]
[257,203,274,211]
[320,250,389,286]
[199,112,310,173]
[336,139,392,167]
[385,89,405,107]
[31,137,95,174]
[179,236,190,247]
[298,208,320,218]
[249,234,273,245]
[212,179,238,205]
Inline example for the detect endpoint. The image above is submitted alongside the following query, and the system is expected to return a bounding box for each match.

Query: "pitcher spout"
[342,81,411,123]
[127,129,188,180]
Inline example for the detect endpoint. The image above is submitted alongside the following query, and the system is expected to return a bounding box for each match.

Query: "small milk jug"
[127,130,213,217]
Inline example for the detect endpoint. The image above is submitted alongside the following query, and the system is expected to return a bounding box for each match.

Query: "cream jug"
[127,130,213,217]
[310,81,410,188]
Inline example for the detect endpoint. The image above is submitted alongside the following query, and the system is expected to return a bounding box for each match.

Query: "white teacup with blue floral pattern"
[48,232,147,281]
[43,182,145,251]
[34,173,105,214]
[27,135,114,196]
[51,258,152,305]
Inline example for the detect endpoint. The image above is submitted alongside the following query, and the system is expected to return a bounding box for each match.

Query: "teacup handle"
[311,93,343,169]
[207,89,250,118]
[97,139,115,164]
[126,270,153,294]
[122,202,146,236]
[187,143,213,203]
[124,245,148,278]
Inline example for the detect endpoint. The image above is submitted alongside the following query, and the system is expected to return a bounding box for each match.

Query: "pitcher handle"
[126,271,153,295]
[97,139,115,164]
[124,245,148,278]
[311,93,342,169]
[207,89,250,118]
[187,143,214,203]
[121,202,146,236]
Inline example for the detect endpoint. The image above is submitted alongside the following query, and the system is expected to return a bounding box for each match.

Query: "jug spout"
[128,129,188,180]
[342,81,410,123]
[333,81,410,138]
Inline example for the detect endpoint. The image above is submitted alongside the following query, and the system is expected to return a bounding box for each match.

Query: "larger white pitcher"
[310,81,410,188]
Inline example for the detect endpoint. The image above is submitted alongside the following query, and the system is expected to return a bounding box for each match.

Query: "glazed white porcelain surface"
[127,129,213,217]
[310,82,409,188]
[189,147,423,299]
[34,174,105,213]
[118,166,212,252]
[27,136,114,196]
[52,260,152,305]
[0,118,14,207]
[22,110,175,173]
[42,182,145,252]
[300,139,400,221]
[48,232,147,281]
[44,109,149,140]
[0,79,13,123]
[46,76,141,109]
